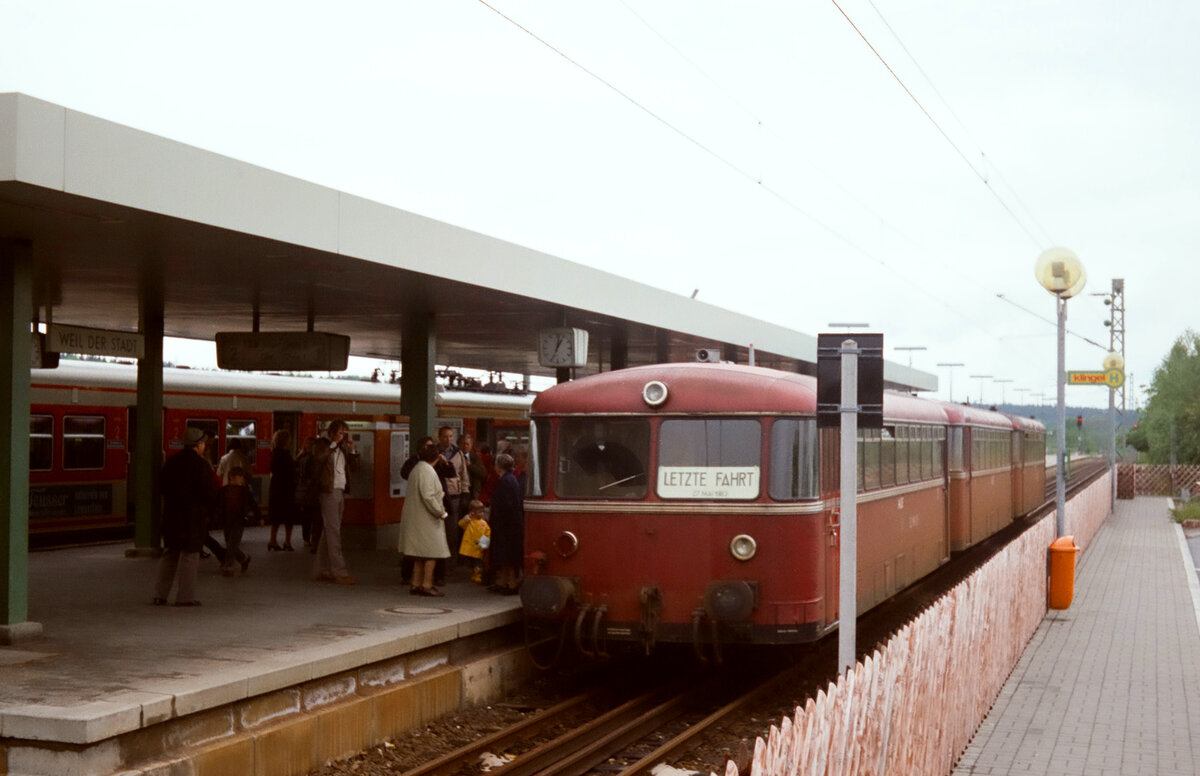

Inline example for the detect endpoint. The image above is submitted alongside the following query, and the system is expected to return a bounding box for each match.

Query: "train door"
[1010,429,1023,517]
[820,427,840,629]
[273,412,300,454]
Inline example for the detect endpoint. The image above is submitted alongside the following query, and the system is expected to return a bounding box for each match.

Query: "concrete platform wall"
[2,634,532,776]
[745,470,1113,776]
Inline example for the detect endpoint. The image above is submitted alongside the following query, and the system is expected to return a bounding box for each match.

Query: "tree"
[1140,330,1200,464]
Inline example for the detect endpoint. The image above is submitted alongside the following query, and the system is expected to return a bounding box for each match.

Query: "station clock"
[537,327,589,368]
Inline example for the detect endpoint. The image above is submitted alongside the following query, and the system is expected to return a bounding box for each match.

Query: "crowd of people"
[152,421,526,607]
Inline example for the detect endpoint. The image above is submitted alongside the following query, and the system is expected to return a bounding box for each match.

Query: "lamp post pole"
[937,362,964,403]
[969,374,993,406]
[895,346,927,369]
[1036,247,1086,539]
[994,378,1013,407]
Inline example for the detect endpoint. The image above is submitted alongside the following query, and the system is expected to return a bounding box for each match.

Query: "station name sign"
[1067,369,1125,388]
[215,331,350,372]
[47,324,144,359]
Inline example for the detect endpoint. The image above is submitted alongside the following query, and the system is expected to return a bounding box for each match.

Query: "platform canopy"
[0,93,935,392]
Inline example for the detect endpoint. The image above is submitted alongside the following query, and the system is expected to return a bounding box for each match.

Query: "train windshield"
[556,418,650,499]
[657,419,761,500]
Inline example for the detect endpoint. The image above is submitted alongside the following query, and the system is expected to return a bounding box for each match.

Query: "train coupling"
[520,575,578,618]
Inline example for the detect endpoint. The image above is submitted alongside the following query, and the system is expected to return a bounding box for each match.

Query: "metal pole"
[1109,383,1116,506]
[838,339,859,674]
[1055,296,1067,537]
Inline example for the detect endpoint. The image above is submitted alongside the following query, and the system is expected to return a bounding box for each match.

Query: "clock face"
[539,329,576,367]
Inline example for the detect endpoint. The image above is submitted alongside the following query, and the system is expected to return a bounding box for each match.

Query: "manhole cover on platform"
[383,606,453,616]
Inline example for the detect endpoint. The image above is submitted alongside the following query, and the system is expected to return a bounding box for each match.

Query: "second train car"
[28,360,532,547]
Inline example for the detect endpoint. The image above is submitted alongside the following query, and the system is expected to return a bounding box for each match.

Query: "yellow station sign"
[1067,369,1125,388]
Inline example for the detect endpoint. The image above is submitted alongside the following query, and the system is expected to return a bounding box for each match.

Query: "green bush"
[1170,499,1200,523]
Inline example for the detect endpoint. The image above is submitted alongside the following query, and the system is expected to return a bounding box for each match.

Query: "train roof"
[1008,414,1046,433]
[31,360,534,411]
[935,400,1019,429]
[531,363,948,423]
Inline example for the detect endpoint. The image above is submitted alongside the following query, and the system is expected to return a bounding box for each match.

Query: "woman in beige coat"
[399,444,450,596]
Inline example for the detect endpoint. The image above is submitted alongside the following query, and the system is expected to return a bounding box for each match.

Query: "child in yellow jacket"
[458,500,491,584]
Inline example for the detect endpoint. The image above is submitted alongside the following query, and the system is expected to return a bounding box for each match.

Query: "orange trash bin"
[1048,535,1081,610]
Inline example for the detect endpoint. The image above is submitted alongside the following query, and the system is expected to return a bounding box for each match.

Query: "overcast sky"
[3,0,1195,409]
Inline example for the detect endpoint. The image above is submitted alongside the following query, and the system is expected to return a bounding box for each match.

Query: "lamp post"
[969,374,993,405]
[895,345,927,368]
[994,378,1014,407]
[1035,247,1087,538]
[937,362,964,403]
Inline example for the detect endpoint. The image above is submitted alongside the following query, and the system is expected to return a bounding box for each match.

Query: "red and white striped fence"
[743,471,1112,776]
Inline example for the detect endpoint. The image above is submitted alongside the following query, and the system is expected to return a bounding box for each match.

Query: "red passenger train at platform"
[27,361,532,546]
[519,363,1045,658]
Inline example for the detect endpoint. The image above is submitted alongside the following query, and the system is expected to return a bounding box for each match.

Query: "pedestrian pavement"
[0,526,521,715]
[953,497,1200,776]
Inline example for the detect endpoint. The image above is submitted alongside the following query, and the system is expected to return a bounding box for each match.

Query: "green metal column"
[400,306,436,442]
[0,240,41,643]
[132,267,164,552]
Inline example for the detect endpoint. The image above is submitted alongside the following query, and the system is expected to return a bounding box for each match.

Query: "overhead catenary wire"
[862,0,1056,247]
[475,0,1010,345]
[830,0,1044,249]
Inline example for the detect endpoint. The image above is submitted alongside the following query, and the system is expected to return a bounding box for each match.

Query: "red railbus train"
[519,363,1045,658]
[28,361,532,546]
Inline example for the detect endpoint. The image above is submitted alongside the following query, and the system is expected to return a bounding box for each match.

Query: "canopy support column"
[0,240,41,644]
[401,306,436,443]
[131,264,164,554]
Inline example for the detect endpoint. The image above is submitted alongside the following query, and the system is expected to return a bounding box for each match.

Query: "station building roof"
[0,93,936,392]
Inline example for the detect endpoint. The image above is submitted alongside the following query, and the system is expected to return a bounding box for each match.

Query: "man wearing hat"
[153,426,217,606]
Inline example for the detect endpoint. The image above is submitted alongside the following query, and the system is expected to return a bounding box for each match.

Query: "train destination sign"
[1067,369,1125,388]
[47,324,144,359]
[216,331,351,371]
[656,466,760,500]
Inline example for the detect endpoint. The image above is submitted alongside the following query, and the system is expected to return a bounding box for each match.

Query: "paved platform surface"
[0,526,521,722]
[953,497,1200,776]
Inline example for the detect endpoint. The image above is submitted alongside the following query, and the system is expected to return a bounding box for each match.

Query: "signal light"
[1076,415,1083,428]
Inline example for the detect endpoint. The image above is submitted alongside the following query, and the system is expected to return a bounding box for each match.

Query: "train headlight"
[642,380,669,407]
[729,534,757,562]
[553,530,580,558]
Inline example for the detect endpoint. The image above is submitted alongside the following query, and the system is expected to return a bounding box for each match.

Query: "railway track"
[390,461,1113,776]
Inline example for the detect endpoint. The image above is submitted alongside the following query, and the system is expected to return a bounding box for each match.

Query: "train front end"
[521,364,829,661]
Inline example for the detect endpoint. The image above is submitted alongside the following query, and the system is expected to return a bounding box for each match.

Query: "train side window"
[532,419,550,497]
[63,415,106,470]
[936,424,945,479]
[880,427,896,488]
[30,415,53,471]
[862,428,881,490]
[225,419,258,466]
[556,418,649,499]
[768,419,818,500]
[947,428,963,472]
[897,426,912,485]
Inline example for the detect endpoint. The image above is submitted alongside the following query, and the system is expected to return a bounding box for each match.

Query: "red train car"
[28,361,531,546]
[520,363,1044,658]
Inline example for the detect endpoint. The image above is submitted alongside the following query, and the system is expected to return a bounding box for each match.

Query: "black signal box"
[817,333,883,430]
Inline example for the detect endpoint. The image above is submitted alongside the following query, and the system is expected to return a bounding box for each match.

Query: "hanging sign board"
[47,324,144,359]
[1068,369,1125,388]
[817,333,884,429]
[216,331,350,371]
